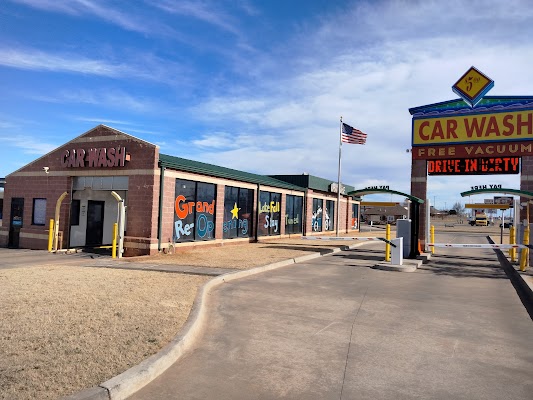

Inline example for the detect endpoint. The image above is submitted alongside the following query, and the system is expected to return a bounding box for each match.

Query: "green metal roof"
[461,188,533,199]
[348,188,424,203]
[269,174,355,193]
[159,153,305,191]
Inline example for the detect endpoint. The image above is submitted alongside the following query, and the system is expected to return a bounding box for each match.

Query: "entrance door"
[8,197,24,248]
[86,200,105,246]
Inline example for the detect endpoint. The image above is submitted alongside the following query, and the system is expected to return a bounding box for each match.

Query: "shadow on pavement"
[417,260,507,280]
[335,248,385,263]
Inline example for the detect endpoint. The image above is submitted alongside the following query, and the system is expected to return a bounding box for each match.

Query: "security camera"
[43,167,49,173]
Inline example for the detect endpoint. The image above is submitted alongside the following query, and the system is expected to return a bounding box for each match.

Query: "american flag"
[341,122,367,144]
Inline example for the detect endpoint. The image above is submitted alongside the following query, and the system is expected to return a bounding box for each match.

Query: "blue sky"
[1,0,533,210]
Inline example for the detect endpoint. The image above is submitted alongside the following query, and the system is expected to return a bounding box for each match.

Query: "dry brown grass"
[127,238,363,269]
[0,266,208,400]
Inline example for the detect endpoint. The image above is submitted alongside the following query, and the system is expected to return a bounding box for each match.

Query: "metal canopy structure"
[348,188,424,204]
[348,188,423,259]
[461,188,533,199]
[465,203,510,209]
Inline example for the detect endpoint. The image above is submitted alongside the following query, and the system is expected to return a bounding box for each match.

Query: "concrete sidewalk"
[126,241,533,400]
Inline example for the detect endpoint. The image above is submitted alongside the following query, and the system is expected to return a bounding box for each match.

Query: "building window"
[174,179,216,242]
[325,200,335,231]
[312,198,323,232]
[223,186,254,239]
[285,195,303,234]
[71,200,81,226]
[32,198,46,226]
[258,191,281,236]
[352,203,359,229]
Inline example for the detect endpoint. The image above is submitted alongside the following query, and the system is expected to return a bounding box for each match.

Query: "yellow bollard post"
[520,226,529,271]
[430,225,435,254]
[48,219,54,252]
[385,224,391,262]
[509,226,516,262]
[112,222,118,259]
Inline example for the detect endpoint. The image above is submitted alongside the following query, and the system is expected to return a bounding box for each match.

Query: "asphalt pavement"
[126,232,533,400]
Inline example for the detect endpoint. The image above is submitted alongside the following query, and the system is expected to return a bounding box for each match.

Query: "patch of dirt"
[126,234,383,269]
[0,266,208,400]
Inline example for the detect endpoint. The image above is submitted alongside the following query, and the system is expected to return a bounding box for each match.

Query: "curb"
[487,236,533,320]
[372,261,419,272]
[63,244,363,400]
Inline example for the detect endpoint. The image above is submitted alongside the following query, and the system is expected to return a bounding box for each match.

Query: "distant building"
[362,204,408,224]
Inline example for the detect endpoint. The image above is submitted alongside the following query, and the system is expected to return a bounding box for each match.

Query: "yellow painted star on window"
[231,203,240,219]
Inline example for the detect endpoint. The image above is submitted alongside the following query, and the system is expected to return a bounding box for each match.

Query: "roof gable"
[7,125,158,177]
[269,174,355,193]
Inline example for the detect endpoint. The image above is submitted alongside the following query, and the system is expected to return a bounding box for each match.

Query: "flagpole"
[336,116,342,237]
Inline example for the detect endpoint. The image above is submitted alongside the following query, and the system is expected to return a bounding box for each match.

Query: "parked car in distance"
[500,219,513,228]
[474,213,489,226]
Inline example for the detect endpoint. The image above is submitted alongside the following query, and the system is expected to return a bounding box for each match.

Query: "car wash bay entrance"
[69,176,128,248]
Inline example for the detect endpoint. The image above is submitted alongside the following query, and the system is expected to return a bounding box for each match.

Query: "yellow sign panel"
[360,202,399,207]
[465,203,509,209]
[413,109,533,145]
[453,67,493,103]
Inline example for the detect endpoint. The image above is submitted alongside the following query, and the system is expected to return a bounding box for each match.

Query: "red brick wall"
[520,155,533,223]
[411,157,428,243]
[159,172,176,246]
[303,190,352,235]
[215,184,226,239]
[0,175,71,249]
[1,125,160,253]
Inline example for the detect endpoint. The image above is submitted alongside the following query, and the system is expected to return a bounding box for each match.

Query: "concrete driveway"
[128,233,533,400]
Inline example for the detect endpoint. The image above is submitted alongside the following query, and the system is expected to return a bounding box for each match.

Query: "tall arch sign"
[348,188,423,258]
[409,66,533,247]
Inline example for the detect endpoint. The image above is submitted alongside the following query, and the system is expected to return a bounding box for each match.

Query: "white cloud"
[186,0,533,210]
[0,47,191,86]
[30,89,160,113]
[9,0,177,37]
[3,0,532,210]
[0,47,128,77]
[0,135,57,155]
[153,0,240,35]
[74,117,134,125]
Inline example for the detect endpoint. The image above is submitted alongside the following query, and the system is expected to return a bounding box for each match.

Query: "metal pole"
[111,191,125,259]
[112,222,118,259]
[336,117,343,237]
[118,201,125,259]
[520,225,529,271]
[430,225,435,254]
[500,208,504,244]
[48,219,54,252]
[54,192,68,251]
[385,224,391,261]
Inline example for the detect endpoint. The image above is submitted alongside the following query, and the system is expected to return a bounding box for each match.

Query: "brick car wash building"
[0,125,360,256]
